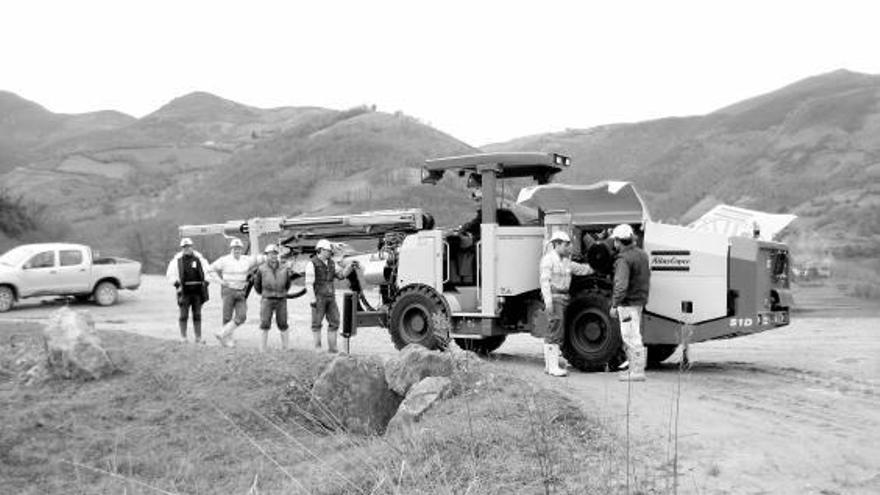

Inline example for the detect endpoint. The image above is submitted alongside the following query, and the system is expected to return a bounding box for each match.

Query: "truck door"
[56,248,91,293]
[19,250,58,296]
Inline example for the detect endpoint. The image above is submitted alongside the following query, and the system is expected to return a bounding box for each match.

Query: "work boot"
[193,322,203,344]
[280,331,290,351]
[312,331,322,350]
[215,321,237,347]
[544,344,568,377]
[259,331,269,353]
[179,320,188,342]
[327,331,338,354]
[619,346,646,382]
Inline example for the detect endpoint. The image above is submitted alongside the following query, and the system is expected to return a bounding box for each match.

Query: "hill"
[485,69,880,264]
[0,91,477,271]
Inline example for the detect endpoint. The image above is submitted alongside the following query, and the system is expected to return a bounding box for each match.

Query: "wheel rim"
[96,284,116,305]
[399,304,430,343]
[569,309,611,356]
[0,289,12,311]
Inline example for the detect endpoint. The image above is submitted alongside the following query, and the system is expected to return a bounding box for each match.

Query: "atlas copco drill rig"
[180,152,793,370]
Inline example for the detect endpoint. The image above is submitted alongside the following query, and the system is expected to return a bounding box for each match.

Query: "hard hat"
[229,238,244,248]
[610,224,635,240]
[179,237,193,247]
[550,231,571,243]
[264,244,278,254]
[316,239,333,251]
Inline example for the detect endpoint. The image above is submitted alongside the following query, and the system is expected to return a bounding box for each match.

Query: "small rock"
[43,307,116,380]
[387,376,452,433]
[384,344,454,396]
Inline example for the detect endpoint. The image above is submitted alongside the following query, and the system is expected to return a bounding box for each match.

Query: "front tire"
[455,335,506,355]
[388,285,450,350]
[93,281,118,306]
[0,286,14,312]
[561,290,624,371]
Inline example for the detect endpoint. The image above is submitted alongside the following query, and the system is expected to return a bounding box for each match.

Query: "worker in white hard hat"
[208,237,263,347]
[539,230,594,376]
[609,224,651,382]
[304,239,358,353]
[252,244,298,352]
[165,237,210,343]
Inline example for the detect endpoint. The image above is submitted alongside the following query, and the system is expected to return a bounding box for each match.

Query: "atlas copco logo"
[650,250,691,272]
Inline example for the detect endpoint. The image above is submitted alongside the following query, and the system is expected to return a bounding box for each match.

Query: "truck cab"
[0,243,142,312]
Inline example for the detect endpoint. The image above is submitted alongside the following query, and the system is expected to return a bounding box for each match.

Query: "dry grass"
[1,321,659,494]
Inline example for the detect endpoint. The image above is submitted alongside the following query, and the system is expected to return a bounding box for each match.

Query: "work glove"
[609,307,618,319]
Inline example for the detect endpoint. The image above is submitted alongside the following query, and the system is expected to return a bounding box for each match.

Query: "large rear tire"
[0,286,14,312]
[646,344,678,367]
[93,281,118,306]
[455,335,506,355]
[388,285,450,350]
[561,290,624,371]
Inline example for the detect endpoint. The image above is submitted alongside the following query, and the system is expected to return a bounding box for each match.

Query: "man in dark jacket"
[305,239,357,353]
[253,244,297,352]
[609,224,651,381]
[165,238,210,344]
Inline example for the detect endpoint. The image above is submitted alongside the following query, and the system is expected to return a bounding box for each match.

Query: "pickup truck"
[0,243,142,312]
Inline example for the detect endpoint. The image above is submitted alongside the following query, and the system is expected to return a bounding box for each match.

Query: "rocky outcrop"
[309,355,402,435]
[387,376,452,432]
[43,307,116,380]
[384,344,454,396]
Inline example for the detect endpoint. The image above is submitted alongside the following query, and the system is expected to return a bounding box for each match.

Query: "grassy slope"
[0,322,660,494]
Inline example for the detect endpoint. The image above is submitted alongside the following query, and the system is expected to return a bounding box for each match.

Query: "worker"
[209,238,262,347]
[252,244,297,352]
[165,237,210,343]
[305,239,357,353]
[451,172,519,284]
[539,230,594,377]
[608,224,651,382]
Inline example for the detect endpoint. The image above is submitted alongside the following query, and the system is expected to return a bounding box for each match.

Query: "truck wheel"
[388,285,450,350]
[0,286,14,312]
[561,290,624,371]
[455,335,506,355]
[93,281,118,306]
[646,344,678,367]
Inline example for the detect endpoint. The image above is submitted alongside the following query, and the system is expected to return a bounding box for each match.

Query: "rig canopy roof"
[422,152,570,185]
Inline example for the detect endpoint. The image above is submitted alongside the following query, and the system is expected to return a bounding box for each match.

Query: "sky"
[3,0,880,145]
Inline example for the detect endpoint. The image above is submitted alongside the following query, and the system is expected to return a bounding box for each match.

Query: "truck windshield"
[0,246,35,267]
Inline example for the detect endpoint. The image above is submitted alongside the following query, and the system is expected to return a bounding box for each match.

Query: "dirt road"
[3,275,878,494]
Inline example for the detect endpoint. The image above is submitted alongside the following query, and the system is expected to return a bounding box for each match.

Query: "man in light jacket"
[209,238,262,347]
[539,231,594,376]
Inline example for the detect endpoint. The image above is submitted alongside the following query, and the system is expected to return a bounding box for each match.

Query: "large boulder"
[43,307,116,380]
[387,376,452,433]
[384,344,454,396]
[309,355,402,435]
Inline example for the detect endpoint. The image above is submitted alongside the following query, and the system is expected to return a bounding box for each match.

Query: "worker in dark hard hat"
[305,239,358,353]
[209,238,262,347]
[253,244,298,352]
[539,230,594,377]
[165,237,210,344]
[609,224,651,382]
